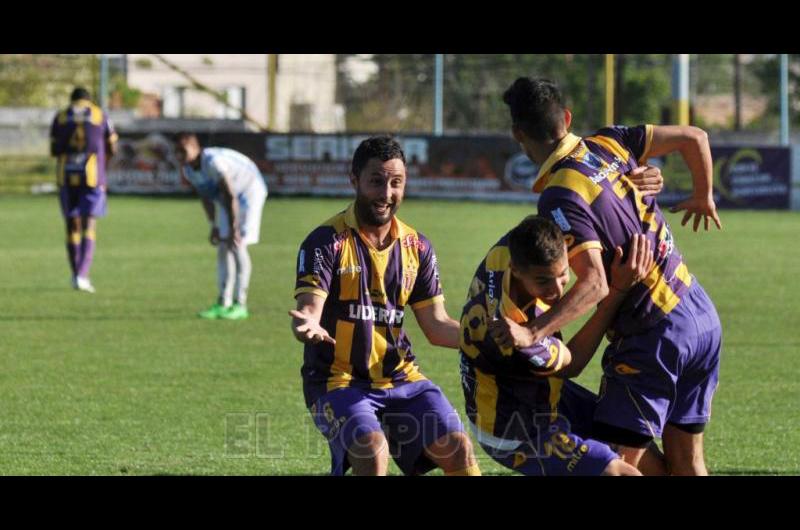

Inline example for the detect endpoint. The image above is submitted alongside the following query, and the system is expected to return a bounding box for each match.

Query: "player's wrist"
[608,283,629,295]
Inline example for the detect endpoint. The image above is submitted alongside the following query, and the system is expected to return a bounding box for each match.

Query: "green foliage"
[0,54,97,107]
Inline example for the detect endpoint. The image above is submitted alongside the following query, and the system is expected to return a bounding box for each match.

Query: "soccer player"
[461,216,656,476]
[496,77,723,475]
[290,136,479,476]
[50,87,118,293]
[175,133,268,320]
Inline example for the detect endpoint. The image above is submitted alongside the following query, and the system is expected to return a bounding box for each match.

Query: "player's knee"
[427,431,474,469]
[351,430,388,454]
[602,458,642,476]
[348,431,389,475]
[66,218,82,233]
[615,445,648,469]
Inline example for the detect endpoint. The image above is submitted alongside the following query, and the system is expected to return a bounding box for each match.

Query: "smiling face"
[510,245,570,305]
[351,157,406,228]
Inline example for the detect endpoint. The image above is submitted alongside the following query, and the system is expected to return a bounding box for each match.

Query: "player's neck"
[356,217,394,251]
[533,139,561,165]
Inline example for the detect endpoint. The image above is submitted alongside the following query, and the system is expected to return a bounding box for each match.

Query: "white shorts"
[216,179,268,245]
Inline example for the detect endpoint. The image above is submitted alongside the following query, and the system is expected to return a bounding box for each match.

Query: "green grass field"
[1,194,798,475]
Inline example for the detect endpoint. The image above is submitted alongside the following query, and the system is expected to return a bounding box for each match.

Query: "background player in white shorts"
[175,133,268,320]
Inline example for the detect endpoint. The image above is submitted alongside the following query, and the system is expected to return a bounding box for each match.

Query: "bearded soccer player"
[290,136,479,476]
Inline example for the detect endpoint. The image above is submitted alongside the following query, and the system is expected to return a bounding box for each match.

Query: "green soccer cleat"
[220,303,249,320]
[198,303,229,319]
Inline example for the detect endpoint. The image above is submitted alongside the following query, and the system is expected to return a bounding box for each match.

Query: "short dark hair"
[70,87,91,102]
[351,135,406,177]
[508,215,566,269]
[174,132,199,144]
[503,77,566,143]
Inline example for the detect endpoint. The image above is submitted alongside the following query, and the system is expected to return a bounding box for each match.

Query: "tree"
[0,54,97,107]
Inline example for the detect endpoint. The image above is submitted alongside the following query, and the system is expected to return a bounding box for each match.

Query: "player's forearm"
[201,198,215,223]
[650,125,714,199]
[219,187,238,234]
[561,288,627,378]
[434,318,461,349]
[526,273,608,341]
[679,128,714,199]
[425,317,460,349]
[228,196,239,234]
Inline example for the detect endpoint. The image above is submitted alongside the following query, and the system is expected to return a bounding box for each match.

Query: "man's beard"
[354,195,399,227]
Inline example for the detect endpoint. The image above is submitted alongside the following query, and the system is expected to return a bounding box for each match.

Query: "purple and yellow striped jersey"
[535,125,693,337]
[50,100,118,188]
[295,203,444,407]
[459,234,569,441]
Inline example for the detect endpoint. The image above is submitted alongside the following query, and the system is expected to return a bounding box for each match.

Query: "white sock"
[217,245,235,307]
[232,245,252,306]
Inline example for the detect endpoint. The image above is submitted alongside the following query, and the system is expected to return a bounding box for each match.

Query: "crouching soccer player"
[290,136,479,476]
[175,133,268,320]
[460,216,657,476]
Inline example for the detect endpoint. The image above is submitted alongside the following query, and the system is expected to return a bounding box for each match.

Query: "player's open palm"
[610,234,654,292]
[670,195,722,232]
[289,309,336,345]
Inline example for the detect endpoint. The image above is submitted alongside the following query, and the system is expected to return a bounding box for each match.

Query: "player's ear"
[564,108,573,130]
[511,125,525,144]
[349,172,358,190]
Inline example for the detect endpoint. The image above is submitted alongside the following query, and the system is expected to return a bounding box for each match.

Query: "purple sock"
[77,232,96,278]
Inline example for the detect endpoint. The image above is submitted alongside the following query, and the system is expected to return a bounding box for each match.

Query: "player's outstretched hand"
[669,195,722,232]
[610,234,654,293]
[289,309,336,345]
[627,165,663,197]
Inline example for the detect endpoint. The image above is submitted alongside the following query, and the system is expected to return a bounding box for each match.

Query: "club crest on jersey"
[332,231,349,252]
[658,224,675,260]
[401,234,427,252]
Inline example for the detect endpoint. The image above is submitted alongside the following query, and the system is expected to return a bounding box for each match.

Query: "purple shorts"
[595,280,722,439]
[308,380,465,476]
[472,380,618,476]
[59,185,107,219]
